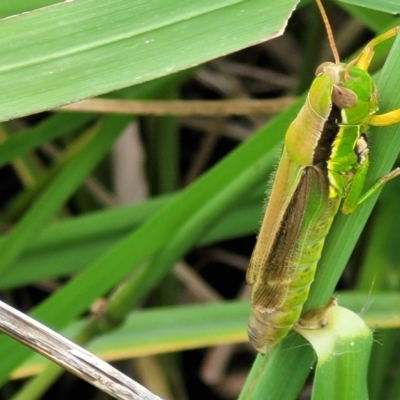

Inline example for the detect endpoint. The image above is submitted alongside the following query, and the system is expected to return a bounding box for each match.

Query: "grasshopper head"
[313,62,378,124]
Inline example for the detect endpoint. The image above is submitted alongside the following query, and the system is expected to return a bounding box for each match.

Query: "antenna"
[315,0,340,64]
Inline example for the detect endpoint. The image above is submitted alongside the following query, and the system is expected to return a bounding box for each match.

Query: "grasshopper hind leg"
[357,168,400,207]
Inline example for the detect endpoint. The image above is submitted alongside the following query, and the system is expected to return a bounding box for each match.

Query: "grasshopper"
[246,0,400,354]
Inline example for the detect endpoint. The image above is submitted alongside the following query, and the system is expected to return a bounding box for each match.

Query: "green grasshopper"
[246,0,400,354]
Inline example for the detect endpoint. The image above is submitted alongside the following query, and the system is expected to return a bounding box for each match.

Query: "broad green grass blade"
[0,1,61,19]
[296,305,372,400]
[0,0,298,121]
[338,0,400,13]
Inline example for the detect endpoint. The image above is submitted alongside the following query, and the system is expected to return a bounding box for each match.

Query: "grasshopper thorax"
[285,62,378,167]
[310,62,378,125]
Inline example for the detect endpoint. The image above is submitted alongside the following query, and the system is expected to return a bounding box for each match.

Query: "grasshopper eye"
[315,62,332,76]
[331,85,357,108]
